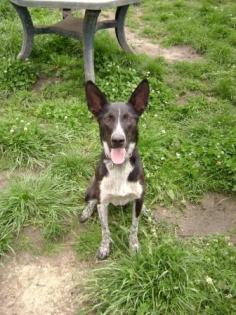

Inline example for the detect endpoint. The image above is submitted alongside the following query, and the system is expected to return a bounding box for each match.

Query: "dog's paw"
[79,201,97,223]
[129,237,140,254]
[79,213,89,223]
[79,208,92,223]
[96,244,110,260]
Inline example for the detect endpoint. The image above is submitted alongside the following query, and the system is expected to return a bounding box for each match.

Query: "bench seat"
[11,0,139,10]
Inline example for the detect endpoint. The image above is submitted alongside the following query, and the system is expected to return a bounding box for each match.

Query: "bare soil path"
[155,193,236,242]
[101,11,202,62]
[0,248,89,315]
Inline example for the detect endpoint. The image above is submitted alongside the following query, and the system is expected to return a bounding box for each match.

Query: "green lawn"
[0,0,236,314]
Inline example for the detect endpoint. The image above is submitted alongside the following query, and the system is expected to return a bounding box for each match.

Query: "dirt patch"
[100,11,201,62]
[0,169,42,192]
[154,193,236,238]
[0,223,96,315]
[176,92,217,106]
[176,91,204,106]
[126,31,201,62]
[0,249,89,315]
[32,75,61,92]
[21,226,45,249]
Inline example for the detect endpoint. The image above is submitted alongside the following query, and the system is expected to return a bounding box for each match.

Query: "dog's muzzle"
[111,134,126,148]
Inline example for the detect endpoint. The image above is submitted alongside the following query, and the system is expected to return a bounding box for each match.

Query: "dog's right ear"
[85,81,108,116]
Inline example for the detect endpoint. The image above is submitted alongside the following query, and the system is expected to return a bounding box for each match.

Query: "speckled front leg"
[97,204,111,260]
[129,199,143,253]
[80,200,97,223]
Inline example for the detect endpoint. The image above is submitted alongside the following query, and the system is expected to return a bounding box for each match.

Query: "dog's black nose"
[111,136,125,147]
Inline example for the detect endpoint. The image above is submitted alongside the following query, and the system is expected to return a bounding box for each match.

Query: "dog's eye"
[123,114,129,120]
[104,114,115,123]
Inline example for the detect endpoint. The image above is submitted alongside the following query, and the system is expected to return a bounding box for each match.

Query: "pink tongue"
[111,148,126,165]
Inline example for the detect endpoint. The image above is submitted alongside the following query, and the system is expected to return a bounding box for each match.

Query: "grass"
[0,116,75,167]
[0,0,236,313]
[86,227,236,315]
[0,173,78,253]
[128,0,236,105]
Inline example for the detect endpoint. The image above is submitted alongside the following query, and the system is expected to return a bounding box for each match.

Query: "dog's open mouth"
[110,148,126,165]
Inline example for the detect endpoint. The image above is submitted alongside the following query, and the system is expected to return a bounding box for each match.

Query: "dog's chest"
[100,160,143,206]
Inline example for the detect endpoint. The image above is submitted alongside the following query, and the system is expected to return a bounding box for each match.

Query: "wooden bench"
[10,0,140,81]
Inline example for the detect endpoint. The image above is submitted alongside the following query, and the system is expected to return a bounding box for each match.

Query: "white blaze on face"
[111,109,126,143]
[110,109,127,165]
[104,111,136,165]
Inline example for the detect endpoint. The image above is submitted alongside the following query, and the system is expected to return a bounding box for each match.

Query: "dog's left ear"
[85,81,108,116]
[128,79,150,115]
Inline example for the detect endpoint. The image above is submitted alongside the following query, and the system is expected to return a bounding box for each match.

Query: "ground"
[0,193,235,314]
[0,225,94,315]
[155,193,236,239]
[0,250,81,315]
[101,11,202,62]
[0,0,236,314]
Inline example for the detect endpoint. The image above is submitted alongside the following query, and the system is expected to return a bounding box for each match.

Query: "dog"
[80,79,150,259]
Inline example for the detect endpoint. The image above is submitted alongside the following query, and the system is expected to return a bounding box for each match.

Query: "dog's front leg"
[129,199,143,253]
[97,203,111,260]
[80,200,97,223]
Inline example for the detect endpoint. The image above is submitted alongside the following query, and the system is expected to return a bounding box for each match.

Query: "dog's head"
[85,79,149,165]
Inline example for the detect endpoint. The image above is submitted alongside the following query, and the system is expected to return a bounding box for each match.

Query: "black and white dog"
[80,79,150,259]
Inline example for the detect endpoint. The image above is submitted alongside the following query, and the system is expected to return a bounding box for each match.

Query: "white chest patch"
[100,160,143,206]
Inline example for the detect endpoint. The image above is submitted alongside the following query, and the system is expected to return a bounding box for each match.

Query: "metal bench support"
[12,4,35,60]
[11,2,133,82]
[115,5,132,53]
[83,10,100,82]
[62,8,72,19]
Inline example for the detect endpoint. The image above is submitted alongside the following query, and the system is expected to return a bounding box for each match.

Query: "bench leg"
[83,10,100,82]
[115,5,133,53]
[11,3,34,60]
[62,8,72,20]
